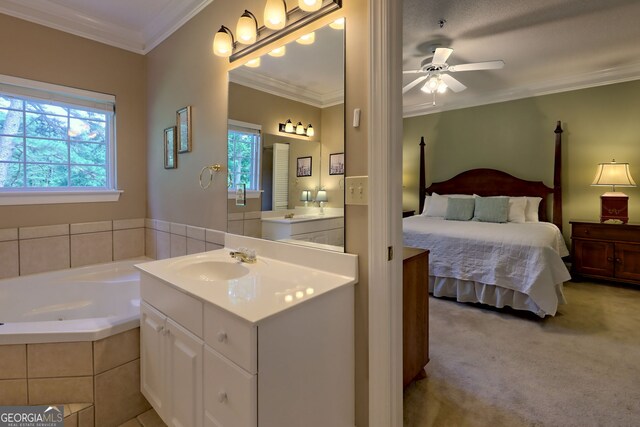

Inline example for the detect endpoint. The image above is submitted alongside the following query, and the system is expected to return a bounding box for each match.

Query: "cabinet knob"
[154,325,164,333]
[607,257,613,262]
[218,391,228,403]
[217,331,228,343]
[616,258,622,264]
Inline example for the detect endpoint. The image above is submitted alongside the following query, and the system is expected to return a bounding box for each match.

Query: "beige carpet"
[404,280,640,427]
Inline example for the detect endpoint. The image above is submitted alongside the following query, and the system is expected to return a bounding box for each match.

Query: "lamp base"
[600,192,629,223]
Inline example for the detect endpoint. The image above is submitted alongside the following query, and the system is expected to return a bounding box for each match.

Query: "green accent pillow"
[444,197,475,221]
[474,197,509,223]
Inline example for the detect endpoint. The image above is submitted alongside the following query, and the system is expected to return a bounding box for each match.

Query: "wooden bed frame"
[418,121,564,231]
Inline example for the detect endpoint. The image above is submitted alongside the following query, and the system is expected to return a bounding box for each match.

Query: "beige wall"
[146,0,370,423]
[403,79,640,240]
[321,103,345,208]
[0,14,147,228]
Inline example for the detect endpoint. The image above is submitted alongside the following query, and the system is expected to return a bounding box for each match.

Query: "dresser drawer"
[204,346,257,427]
[204,304,257,374]
[571,223,640,242]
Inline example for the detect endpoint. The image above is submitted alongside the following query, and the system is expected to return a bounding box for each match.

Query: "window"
[0,74,118,205]
[228,120,261,192]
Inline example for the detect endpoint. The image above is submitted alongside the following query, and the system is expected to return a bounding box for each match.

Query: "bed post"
[553,121,563,231]
[419,136,426,215]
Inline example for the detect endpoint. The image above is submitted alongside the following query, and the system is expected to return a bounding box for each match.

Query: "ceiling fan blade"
[403,69,426,74]
[448,60,505,72]
[440,74,467,92]
[402,75,428,94]
[432,48,453,65]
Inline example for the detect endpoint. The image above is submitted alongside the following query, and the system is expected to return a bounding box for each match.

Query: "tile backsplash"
[0,218,227,280]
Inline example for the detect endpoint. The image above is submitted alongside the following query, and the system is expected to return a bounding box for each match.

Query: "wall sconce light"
[592,159,637,223]
[315,189,328,214]
[300,190,312,206]
[212,0,342,62]
[279,120,314,138]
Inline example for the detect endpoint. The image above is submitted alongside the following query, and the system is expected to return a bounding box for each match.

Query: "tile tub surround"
[0,328,150,426]
[144,219,225,260]
[0,219,146,280]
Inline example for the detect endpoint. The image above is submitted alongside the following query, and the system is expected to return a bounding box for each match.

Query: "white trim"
[0,190,122,206]
[369,0,404,426]
[227,119,262,132]
[227,190,262,199]
[0,74,115,104]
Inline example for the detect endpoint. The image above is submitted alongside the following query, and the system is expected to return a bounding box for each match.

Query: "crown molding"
[0,0,213,55]
[230,68,345,109]
[403,62,640,118]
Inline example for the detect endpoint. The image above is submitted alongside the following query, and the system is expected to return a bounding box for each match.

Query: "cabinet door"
[140,302,167,418]
[615,243,640,282]
[166,319,203,427]
[573,239,615,277]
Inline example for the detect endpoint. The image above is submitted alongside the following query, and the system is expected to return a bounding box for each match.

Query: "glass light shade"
[306,124,314,137]
[268,46,286,57]
[421,75,441,94]
[213,27,233,57]
[245,57,261,68]
[299,0,322,12]
[296,32,315,45]
[437,81,448,93]
[284,119,294,133]
[300,190,312,201]
[592,161,637,189]
[315,190,328,202]
[236,11,257,45]
[329,17,345,30]
[296,122,305,135]
[264,0,287,30]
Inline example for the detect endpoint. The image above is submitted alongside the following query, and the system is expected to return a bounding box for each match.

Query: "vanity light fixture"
[296,32,316,45]
[306,124,314,137]
[295,122,305,135]
[213,25,234,57]
[264,0,287,30]
[236,10,259,45]
[284,119,294,133]
[245,57,261,68]
[213,0,342,62]
[268,46,286,57]
[279,120,313,138]
[299,0,322,12]
[329,17,345,29]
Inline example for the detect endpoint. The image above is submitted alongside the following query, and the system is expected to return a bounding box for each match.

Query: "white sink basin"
[176,261,250,282]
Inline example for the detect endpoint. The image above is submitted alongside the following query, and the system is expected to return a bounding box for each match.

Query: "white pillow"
[444,194,475,199]
[425,193,449,217]
[524,197,542,222]
[507,197,527,223]
[420,195,431,216]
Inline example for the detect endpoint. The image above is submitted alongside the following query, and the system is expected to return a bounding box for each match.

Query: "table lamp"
[591,159,636,223]
[315,190,328,214]
[300,190,312,207]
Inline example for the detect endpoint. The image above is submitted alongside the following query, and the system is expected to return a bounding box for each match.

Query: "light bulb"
[437,81,447,93]
[236,10,257,45]
[296,32,315,45]
[306,124,314,137]
[284,119,294,133]
[299,0,322,12]
[268,46,286,57]
[245,57,261,68]
[296,122,305,135]
[264,0,287,30]
[213,26,234,57]
[329,17,345,30]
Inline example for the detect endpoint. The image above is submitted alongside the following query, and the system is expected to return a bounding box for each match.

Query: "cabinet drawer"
[141,274,203,337]
[204,304,257,374]
[204,347,257,427]
[572,223,640,242]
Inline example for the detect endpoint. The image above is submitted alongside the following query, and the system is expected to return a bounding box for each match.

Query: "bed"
[403,121,571,317]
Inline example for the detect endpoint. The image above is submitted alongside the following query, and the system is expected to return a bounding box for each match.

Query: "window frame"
[0,74,120,205]
[227,119,262,199]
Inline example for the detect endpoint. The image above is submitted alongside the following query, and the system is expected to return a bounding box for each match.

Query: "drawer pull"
[217,331,228,343]
[607,257,614,262]
[616,258,622,264]
[218,391,228,403]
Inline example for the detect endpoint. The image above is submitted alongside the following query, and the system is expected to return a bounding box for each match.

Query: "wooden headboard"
[418,121,564,230]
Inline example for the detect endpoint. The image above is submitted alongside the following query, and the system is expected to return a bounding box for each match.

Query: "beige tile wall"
[145,220,224,260]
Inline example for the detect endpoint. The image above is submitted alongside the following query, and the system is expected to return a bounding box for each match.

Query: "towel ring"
[199,164,223,189]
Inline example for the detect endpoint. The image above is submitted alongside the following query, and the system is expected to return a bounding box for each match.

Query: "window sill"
[227,190,262,199]
[0,190,123,206]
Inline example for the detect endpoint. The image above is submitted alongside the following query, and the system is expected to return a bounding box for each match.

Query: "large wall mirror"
[227,21,345,252]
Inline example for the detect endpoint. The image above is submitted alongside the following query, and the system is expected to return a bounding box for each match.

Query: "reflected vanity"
[227,22,345,251]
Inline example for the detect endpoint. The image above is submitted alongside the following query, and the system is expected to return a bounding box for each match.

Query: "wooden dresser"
[402,247,429,387]
[570,220,640,286]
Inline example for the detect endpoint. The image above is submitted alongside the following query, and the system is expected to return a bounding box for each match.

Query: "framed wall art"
[296,156,312,177]
[164,126,177,169]
[177,105,192,153]
[329,152,344,175]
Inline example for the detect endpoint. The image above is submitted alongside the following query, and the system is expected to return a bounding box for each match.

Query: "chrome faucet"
[230,247,257,263]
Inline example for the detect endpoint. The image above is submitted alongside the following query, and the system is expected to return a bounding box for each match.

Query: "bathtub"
[0,258,146,345]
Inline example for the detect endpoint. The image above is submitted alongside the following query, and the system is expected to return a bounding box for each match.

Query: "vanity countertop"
[260,213,343,224]
[135,240,357,324]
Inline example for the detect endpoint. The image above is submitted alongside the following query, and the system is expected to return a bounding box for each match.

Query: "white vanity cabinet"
[261,216,344,246]
[139,262,355,427]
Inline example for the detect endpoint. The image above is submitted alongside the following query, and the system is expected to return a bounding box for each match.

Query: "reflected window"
[228,120,261,191]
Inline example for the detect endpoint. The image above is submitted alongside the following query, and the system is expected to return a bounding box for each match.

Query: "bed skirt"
[429,276,567,318]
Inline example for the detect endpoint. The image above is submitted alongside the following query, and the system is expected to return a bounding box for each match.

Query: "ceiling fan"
[403,47,505,96]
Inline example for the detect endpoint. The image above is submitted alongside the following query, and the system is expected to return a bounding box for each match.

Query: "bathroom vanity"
[261,214,344,247]
[136,235,357,427]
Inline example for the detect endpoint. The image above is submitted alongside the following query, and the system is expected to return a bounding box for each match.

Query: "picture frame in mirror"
[329,152,344,175]
[164,126,177,169]
[177,105,192,153]
[297,156,312,177]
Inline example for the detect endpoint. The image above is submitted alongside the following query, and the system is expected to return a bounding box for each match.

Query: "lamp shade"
[306,124,314,137]
[300,190,312,202]
[592,160,636,189]
[236,10,258,45]
[264,0,287,30]
[213,26,234,57]
[329,17,345,30]
[299,0,322,12]
[295,122,305,135]
[245,57,260,68]
[269,46,286,57]
[296,32,315,45]
[284,119,294,133]
[316,190,328,202]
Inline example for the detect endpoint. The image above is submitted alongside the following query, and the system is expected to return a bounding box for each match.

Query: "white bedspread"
[403,216,571,315]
